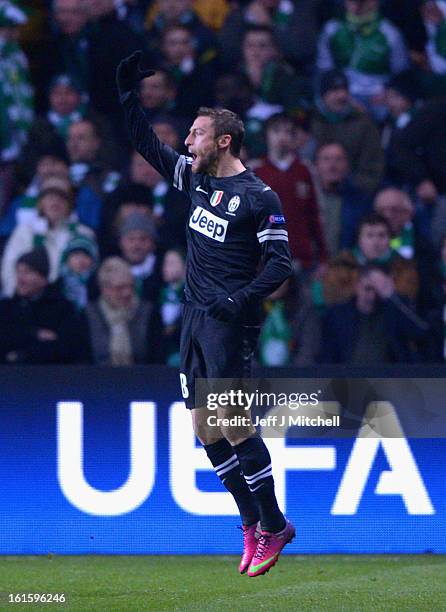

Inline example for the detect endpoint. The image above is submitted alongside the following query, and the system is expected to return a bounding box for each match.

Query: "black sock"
[233,435,286,533]
[204,438,259,526]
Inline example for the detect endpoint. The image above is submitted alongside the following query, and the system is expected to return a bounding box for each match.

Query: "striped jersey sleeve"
[254,187,289,248]
[257,226,289,243]
[121,91,192,195]
[238,186,292,303]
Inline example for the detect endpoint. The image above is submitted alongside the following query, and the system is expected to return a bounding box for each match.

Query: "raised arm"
[116,52,192,193]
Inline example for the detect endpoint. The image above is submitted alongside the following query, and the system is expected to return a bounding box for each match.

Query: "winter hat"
[40,176,72,194]
[61,235,99,265]
[319,70,349,97]
[16,247,50,279]
[0,1,27,27]
[386,71,420,103]
[119,212,158,241]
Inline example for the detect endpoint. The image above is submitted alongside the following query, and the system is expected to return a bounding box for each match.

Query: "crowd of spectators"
[1,0,446,366]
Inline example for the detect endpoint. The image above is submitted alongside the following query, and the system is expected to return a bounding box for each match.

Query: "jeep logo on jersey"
[189,206,228,242]
[227,195,240,213]
[210,190,224,206]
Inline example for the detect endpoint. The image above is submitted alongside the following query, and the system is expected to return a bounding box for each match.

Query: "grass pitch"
[0,555,445,611]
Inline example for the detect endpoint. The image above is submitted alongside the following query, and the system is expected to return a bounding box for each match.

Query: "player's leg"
[192,408,260,574]
[230,430,295,576]
[221,410,295,577]
[205,322,295,576]
[192,407,259,529]
[191,408,260,573]
[224,425,286,533]
[207,322,285,532]
[180,306,260,572]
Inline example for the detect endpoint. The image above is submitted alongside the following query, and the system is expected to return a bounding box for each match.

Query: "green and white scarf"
[390,223,414,259]
[32,213,84,249]
[273,0,294,27]
[0,37,34,162]
[160,281,184,367]
[259,300,292,366]
[152,180,169,219]
[47,104,85,140]
[353,246,395,266]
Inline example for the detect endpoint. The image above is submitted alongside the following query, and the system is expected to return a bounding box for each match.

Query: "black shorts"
[179,303,259,409]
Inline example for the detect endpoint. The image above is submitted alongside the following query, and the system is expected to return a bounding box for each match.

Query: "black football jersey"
[122,92,292,308]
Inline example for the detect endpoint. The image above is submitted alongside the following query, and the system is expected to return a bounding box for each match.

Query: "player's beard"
[193,146,219,175]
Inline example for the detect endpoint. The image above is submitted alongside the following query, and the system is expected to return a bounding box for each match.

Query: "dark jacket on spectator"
[0,283,88,364]
[385,99,446,194]
[311,106,384,195]
[218,0,324,72]
[421,261,446,362]
[316,179,371,256]
[382,0,427,55]
[160,61,214,121]
[320,294,430,364]
[46,13,145,145]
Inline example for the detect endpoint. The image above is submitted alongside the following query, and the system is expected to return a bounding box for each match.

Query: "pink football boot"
[247,519,295,577]
[239,522,260,574]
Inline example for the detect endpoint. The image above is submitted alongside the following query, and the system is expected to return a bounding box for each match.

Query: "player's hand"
[116,51,155,97]
[367,270,395,300]
[207,293,246,322]
[37,328,58,341]
[416,179,438,203]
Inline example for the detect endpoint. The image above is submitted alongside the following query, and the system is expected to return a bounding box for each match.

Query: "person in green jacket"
[317,0,409,120]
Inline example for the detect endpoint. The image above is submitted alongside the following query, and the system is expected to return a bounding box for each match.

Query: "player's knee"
[221,424,256,446]
[194,424,223,445]
[216,405,256,445]
[191,409,223,445]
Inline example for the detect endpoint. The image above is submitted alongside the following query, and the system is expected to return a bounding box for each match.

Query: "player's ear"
[217,134,231,151]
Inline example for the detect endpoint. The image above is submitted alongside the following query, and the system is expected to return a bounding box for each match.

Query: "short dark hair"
[162,24,194,43]
[144,68,176,91]
[196,107,245,156]
[242,24,275,42]
[152,113,180,131]
[358,212,392,236]
[38,186,73,208]
[315,140,348,161]
[70,117,101,144]
[265,113,295,133]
